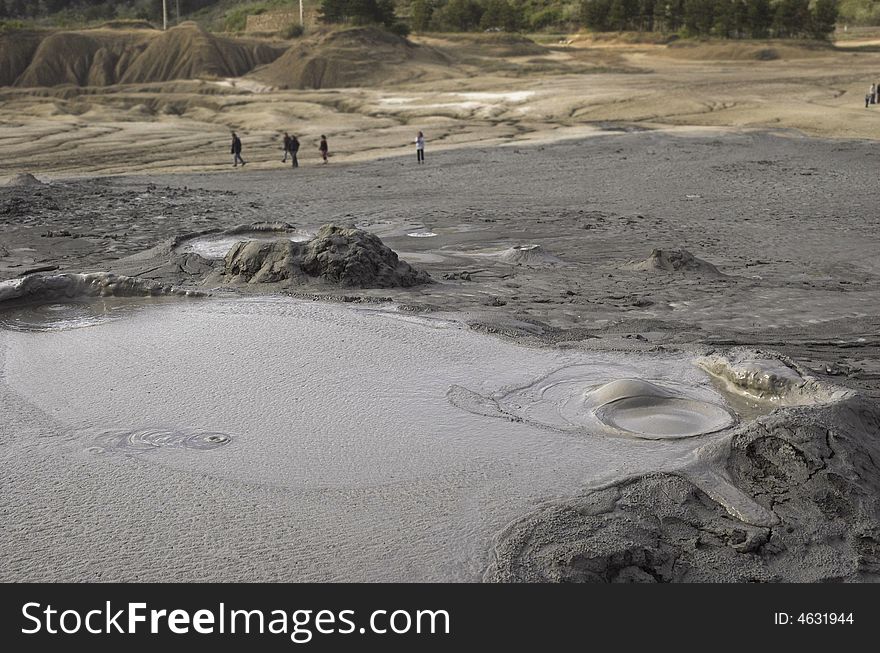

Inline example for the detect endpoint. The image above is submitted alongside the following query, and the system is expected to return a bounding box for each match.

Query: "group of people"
[866,83,880,107]
[229,130,426,168]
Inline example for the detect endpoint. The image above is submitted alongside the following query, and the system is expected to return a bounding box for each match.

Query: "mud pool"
[0,294,802,580]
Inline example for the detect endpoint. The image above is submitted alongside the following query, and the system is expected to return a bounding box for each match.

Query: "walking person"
[231,131,246,167]
[289,135,300,168]
[415,131,425,164]
[871,84,876,105]
[319,135,329,164]
[282,132,291,163]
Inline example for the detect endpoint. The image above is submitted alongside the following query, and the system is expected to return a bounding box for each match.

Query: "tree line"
[322,0,838,38]
[581,0,839,38]
[1,0,840,40]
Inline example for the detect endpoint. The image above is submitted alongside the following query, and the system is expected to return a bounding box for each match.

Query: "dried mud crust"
[486,395,880,582]
[0,179,254,282]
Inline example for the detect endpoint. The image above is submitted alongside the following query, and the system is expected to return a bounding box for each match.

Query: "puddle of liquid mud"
[0,295,193,332]
[0,296,800,579]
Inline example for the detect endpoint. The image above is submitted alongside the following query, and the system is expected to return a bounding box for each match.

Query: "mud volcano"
[629,248,721,275]
[3,172,43,187]
[497,244,562,266]
[223,224,431,288]
[590,379,736,439]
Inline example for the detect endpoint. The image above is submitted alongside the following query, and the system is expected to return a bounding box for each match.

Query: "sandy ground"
[2,39,880,582]
[2,37,880,177]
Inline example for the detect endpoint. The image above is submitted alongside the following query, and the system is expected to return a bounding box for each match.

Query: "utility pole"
[162,0,167,31]
[299,0,304,28]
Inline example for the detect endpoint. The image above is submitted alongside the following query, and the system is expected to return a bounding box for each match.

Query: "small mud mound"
[497,244,561,267]
[487,390,880,582]
[4,173,43,187]
[88,427,232,455]
[249,26,452,90]
[121,22,283,84]
[224,224,432,288]
[628,248,722,275]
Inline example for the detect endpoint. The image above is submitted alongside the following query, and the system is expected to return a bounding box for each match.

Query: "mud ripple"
[88,427,233,455]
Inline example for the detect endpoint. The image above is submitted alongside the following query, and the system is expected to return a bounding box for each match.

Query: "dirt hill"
[249,27,453,90]
[120,22,283,84]
[0,22,285,88]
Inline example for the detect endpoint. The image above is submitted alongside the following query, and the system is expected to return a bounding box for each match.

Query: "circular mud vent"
[590,379,735,439]
[90,427,233,454]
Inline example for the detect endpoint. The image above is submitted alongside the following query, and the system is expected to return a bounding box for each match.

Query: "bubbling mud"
[86,427,233,455]
[450,364,740,440]
[590,379,736,439]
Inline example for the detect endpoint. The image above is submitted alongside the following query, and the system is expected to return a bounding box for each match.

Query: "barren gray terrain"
[2,130,880,581]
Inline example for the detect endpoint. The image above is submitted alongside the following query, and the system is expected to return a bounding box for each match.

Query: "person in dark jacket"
[289,135,300,168]
[319,135,329,164]
[231,132,246,167]
[282,132,292,163]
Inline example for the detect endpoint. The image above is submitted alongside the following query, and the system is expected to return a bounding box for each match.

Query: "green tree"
[411,0,434,30]
[653,0,685,32]
[773,0,810,37]
[480,0,523,30]
[581,0,613,31]
[713,0,735,35]
[320,0,348,23]
[433,0,484,30]
[683,0,714,34]
[320,0,397,26]
[811,0,838,39]
[638,0,656,30]
[608,0,639,29]
[745,0,771,37]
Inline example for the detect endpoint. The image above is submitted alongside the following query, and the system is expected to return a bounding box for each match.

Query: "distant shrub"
[225,3,274,33]
[389,20,412,37]
[528,6,564,31]
[0,19,28,32]
[281,22,304,38]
